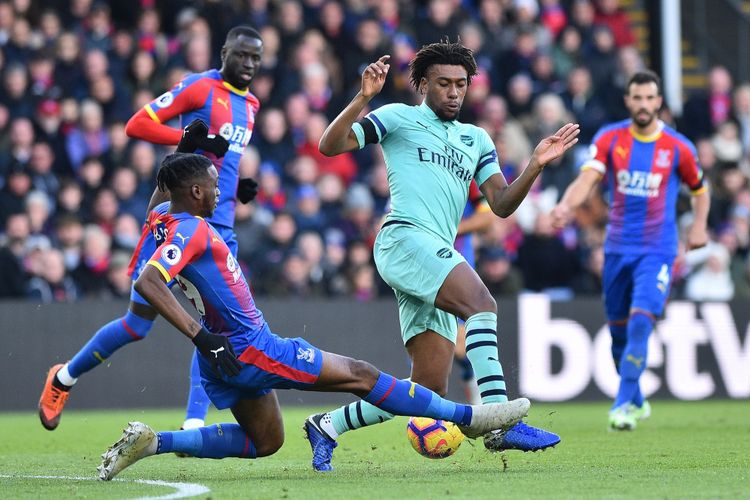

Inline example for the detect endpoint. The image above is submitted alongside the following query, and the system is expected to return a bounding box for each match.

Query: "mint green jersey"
[353,101,501,244]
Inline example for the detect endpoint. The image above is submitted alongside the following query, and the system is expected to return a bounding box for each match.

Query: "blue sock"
[613,312,653,409]
[185,349,211,421]
[363,372,472,426]
[609,321,627,373]
[68,311,154,378]
[610,321,644,406]
[156,424,256,458]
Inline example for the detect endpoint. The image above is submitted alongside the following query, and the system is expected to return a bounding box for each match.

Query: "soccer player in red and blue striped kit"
[96,152,530,480]
[38,26,263,432]
[551,71,710,430]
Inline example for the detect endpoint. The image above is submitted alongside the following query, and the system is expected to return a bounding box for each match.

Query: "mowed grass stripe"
[1,401,748,499]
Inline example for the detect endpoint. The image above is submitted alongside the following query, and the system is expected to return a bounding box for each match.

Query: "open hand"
[532,123,580,167]
[361,55,390,99]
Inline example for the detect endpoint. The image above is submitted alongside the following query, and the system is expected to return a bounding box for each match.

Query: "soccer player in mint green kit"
[303,41,580,471]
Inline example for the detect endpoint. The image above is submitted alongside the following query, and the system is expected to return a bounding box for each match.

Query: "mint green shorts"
[374,222,464,345]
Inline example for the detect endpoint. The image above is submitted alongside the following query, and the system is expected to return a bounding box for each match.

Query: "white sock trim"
[182,418,205,430]
[57,364,78,386]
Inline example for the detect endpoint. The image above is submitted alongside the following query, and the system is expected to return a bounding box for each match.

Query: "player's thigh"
[434,262,495,318]
[396,288,459,346]
[406,330,456,396]
[374,224,464,306]
[312,351,379,396]
[631,254,674,316]
[602,253,634,320]
[231,391,284,457]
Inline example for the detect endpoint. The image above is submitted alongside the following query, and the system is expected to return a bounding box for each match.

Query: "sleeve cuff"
[146,260,172,281]
[352,122,366,149]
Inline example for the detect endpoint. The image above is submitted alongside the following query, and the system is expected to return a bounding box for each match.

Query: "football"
[406,417,464,459]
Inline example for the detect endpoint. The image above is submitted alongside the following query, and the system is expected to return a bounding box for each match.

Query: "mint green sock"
[329,400,394,437]
[464,311,507,403]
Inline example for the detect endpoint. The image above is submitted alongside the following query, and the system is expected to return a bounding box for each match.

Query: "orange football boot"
[38,364,70,430]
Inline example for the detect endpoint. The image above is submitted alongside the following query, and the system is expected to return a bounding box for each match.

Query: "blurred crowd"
[1,0,750,303]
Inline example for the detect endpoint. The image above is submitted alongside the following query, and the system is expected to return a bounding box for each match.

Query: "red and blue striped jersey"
[145,209,267,339]
[143,69,260,228]
[583,119,706,255]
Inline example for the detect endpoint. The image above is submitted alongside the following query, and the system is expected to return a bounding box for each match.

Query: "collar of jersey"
[629,120,664,142]
[222,80,249,96]
[418,100,457,127]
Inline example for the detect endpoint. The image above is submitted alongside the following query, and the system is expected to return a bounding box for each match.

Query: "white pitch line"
[0,474,210,499]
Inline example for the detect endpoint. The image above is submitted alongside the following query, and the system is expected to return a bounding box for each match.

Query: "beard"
[632,110,656,127]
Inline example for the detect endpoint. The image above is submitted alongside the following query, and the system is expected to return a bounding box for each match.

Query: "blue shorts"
[602,253,674,321]
[198,326,324,409]
[129,224,238,305]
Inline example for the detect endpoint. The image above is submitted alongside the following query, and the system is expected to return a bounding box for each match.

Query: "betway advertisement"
[517,295,750,401]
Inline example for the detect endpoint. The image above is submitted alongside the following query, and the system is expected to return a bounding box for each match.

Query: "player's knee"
[348,359,380,391]
[464,290,496,317]
[122,310,154,340]
[255,435,284,457]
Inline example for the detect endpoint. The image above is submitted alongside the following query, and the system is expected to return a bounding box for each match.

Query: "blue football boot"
[304,413,338,472]
[484,421,561,452]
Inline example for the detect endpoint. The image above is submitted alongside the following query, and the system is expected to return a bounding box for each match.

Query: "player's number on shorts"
[176,276,206,316]
[657,264,670,291]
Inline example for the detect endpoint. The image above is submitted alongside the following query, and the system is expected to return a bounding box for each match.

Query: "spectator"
[65,99,110,170]
[106,251,133,299]
[110,167,146,220]
[732,83,750,154]
[560,65,608,145]
[0,163,32,224]
[253,108,296,171]
[594,0,636,48]
[25,190,52,237]
[293,183,327,233]
[28,248,78,303]
[28,142,60,197]
[0,212,31,297]
[477,246,524,296]
[72,224,111,297]
[552,25,583,79]
[516,212,580,297]
[298,113,357,185]
[684,241,735,301]
[682,65,734,141]
[53,214,83,271]
[249,211,298,293]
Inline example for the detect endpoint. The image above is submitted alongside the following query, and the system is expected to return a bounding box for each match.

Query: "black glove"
[196,133,229,157]
[176,119,230,157]
[237,177,259,204]
[176,119,209,153]
[192,328,241,377]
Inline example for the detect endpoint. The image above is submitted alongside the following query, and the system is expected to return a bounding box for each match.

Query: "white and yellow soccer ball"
[406,417,464,459]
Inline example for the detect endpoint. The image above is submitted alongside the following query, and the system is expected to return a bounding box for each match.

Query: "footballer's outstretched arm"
[480,123,579,218]
[134,266,201,339]
[550,168,602,229]
[135,265,241,375]
[319,55,390,156]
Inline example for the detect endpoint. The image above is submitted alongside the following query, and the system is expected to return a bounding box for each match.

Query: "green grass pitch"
[1,401,748,499]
